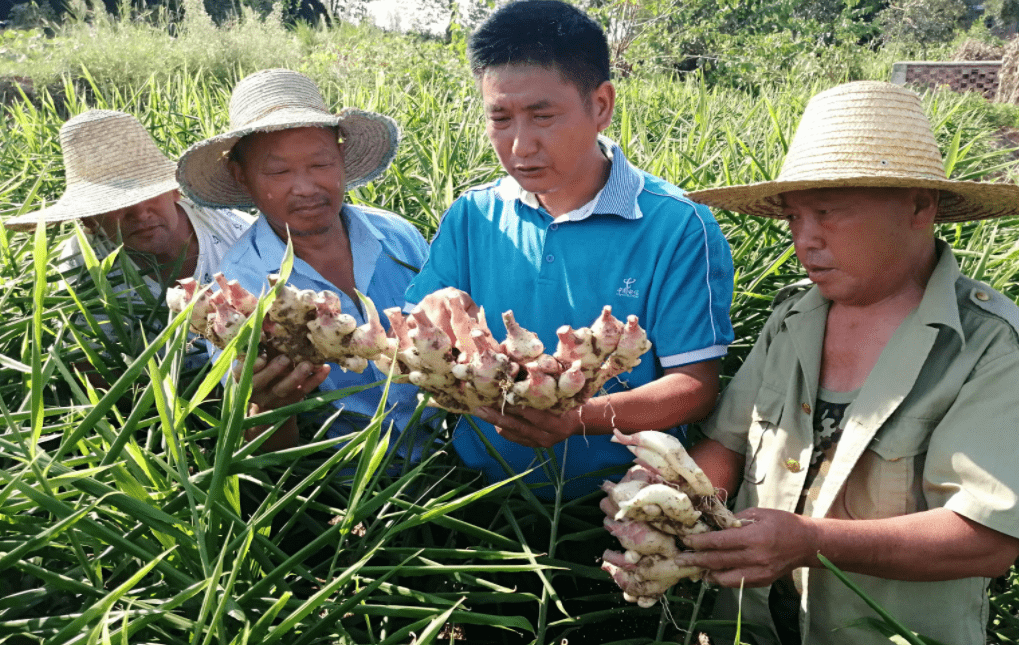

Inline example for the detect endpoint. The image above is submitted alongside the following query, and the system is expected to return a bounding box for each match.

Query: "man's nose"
[511,123,539,159]
[291,169,316,195]
[127,199,159,223]
[790,215,823,251]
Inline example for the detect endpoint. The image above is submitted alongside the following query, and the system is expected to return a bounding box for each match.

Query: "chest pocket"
[839,417,933,520]
[744,387,786,487]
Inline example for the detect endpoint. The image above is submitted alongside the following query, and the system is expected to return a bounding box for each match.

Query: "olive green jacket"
[703,241,1019,645]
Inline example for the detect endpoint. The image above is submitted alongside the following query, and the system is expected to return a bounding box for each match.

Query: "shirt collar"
[785,239,965,342]
[915,239,965,341]
[497,135,644,221]
[251,204,384,294]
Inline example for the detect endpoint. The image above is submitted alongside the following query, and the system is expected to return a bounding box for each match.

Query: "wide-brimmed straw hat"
[685,81,1019,223]
[4,110,179,232]
[176,68,399,209]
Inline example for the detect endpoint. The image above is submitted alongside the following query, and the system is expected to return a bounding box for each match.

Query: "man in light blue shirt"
[176,68,430,454]
[405,1,735,499]
[217,207,429,450]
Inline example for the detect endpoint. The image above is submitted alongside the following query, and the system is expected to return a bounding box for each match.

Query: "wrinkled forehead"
[778,186,918,207]
[231,125,342,164]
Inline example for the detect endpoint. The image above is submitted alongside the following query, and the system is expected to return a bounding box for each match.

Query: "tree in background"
[878,0,969,53]
[578,0,887,85]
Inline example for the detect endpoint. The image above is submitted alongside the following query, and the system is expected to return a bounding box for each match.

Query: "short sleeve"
[925,347,1019,538]
[404,197,469,307]
[648,203,735,367]
[700,306,784,454]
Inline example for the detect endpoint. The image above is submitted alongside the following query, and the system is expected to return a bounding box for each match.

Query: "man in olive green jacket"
[674,81,1019,644]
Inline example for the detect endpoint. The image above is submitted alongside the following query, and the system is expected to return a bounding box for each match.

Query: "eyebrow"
[488,100,555,112]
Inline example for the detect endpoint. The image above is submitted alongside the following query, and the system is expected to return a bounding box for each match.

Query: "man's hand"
[674,507,818,588]
[407,287,480,339]
[233,354,330,450]
[237,354,331,413]
[473,404,585,448]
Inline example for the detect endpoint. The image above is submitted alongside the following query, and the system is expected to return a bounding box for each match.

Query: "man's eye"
[535,114,554,121]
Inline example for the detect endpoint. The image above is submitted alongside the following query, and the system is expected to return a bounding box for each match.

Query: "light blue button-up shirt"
[214,204,432,456]
[406,137,735,499]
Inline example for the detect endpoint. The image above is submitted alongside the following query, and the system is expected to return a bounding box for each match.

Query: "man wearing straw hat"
[176,68,431,454]
[2,110,254,367]
[648,81,1019,644]
[4,109,253,285]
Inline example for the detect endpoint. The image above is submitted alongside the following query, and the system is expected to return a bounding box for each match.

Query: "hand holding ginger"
[474,404,585,448]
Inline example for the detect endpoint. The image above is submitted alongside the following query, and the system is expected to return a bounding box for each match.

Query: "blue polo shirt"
[405,138,735,499]
[215,204,433,457]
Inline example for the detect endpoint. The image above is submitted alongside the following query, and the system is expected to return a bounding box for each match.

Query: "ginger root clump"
[377,289,653,414]
[166,273,388,371]
[601,429,741,608]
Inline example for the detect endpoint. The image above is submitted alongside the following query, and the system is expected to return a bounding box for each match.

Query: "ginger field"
[1,7,1019,644]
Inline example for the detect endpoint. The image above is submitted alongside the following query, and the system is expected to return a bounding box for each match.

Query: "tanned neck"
[152,203,199,284]
[271,211,358,305]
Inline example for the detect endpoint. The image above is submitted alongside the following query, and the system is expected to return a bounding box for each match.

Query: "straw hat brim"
[177,107,399,209]
[4,175,180,232]
[685,175,1019,223]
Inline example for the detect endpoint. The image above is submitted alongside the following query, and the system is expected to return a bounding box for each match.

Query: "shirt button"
[802,402,811,415]
[550,223,559,231]
[975,291,990,302]
[545,254,555,263]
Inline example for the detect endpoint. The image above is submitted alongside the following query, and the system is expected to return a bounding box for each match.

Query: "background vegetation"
[1,0,1018,643]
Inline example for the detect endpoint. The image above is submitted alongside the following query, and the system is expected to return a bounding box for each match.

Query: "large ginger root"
[380,289,653,415]
[601,429,740,608]
[166,273,388,372]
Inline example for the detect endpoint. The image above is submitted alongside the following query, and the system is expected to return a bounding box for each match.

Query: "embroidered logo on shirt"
[616,277,640,298]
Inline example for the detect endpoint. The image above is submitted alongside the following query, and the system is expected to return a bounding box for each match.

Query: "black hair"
[468,0,610,99]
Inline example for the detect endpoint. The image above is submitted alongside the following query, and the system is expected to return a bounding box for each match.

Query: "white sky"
[366,0,455,32]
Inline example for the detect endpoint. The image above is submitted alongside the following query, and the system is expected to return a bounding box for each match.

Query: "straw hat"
[176,68,399,209]
[685,81,1019,223]
[4,110,179,232]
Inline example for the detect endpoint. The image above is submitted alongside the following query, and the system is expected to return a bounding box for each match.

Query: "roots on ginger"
[601,429,741,608]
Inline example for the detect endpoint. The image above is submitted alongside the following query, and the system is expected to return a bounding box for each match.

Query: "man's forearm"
[687,437,744,499]
[245,417,299,452]
[806,507,1019,581]
[578,362,720,434]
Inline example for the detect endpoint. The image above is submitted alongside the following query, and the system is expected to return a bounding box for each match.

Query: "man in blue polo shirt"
[405,0,735,500]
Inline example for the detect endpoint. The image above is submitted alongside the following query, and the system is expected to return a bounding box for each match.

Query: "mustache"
[287,197,331,213]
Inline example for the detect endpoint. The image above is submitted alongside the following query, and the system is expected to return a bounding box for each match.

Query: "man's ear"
[228,160,252,197]
[911,188,940,229]
[80,216,100,235]
[592,80,616,133]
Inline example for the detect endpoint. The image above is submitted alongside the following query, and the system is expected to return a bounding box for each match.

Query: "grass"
[1,7,1019,644]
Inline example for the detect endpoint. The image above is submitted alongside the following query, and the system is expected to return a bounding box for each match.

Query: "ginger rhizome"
[601,429,740,608]
[166,273,388,371]
[377,290,652,414]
